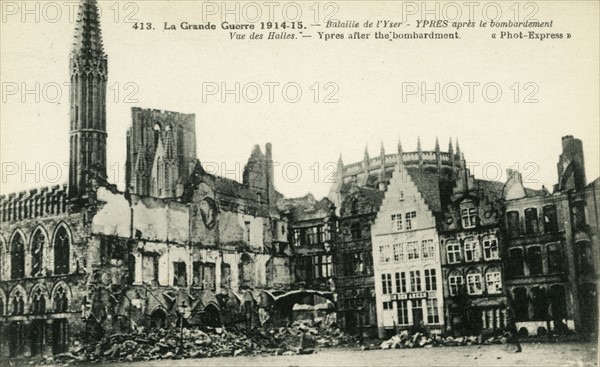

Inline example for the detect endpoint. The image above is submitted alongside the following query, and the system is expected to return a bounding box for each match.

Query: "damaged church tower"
[68,0,108,198]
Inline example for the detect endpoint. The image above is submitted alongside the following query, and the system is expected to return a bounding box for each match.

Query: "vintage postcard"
[0,1,598,366]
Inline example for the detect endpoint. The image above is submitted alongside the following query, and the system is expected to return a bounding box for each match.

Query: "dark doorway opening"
[52,319,68,355]
[30,319,45,356]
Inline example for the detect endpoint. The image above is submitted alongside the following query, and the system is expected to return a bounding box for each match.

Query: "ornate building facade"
[1,0,598,360]
[0,0,327,358]
[438,163,508,336]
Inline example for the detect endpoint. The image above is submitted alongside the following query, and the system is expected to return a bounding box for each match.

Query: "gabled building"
[438,162,507,336]
[371,158,450,337]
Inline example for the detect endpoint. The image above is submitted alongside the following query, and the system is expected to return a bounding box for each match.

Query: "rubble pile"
[268,319,356,349]
[40,327,275,365]
[380,331,509,349]
[39,320,356,365]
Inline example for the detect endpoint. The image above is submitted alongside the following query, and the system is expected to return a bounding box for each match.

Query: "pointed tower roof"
[448,138,454,155]
[72,0,105,58]
[417,136,422,152]
[396,138,404,169]
[379,142,386,180]
[364,144,370,161]
[435,137,440,152]
[338,153,344,167]
[456,138,461,157]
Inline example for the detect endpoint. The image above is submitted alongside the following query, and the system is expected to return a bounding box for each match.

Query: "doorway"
[30,319,45,356]
[52,319,68,354]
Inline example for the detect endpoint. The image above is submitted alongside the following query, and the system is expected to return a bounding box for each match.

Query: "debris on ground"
[380,331,510,350]
[38,320,355,365]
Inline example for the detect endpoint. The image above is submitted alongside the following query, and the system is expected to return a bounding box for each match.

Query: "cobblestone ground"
[100,342,597,367]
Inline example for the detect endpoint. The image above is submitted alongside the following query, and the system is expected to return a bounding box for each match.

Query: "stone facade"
[438,164,507,336]
[501,136,599,336]
[0,0,324,358]
[1,0,598,360]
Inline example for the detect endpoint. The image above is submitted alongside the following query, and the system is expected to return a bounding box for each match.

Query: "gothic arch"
[30,283,49,315]
[51,281,71,313]
[29,282,50,302]
[51,280,73,301]
[30,225,49,277]
[9,229,27,246]
[9,229,26,279]
[8,284,26,315]
[52,222,73,275]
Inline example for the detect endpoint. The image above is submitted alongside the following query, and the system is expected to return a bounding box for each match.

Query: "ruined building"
[0,0,327,358]
[0,0,598,359]
[501,136,599,336]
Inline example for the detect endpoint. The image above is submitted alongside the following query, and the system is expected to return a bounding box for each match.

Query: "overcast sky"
[1,1,599,199]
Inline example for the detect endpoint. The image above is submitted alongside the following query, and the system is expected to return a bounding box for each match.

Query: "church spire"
[68,0,108,197]
[72,0,105,57]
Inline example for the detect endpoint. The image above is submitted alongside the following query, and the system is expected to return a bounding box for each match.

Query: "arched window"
[482,235,499,260]
[11,289,24,315]
[508,248,525,277]
[513,287,529,321]
[527,246,543,275]
[0,294,4,316]
[547,244,562,273]
[485,266,502,294]
[53,285,68,313]
[576,241,595,275]
[31,229,46,277]
[466,269,483,295]
[463,237,479,262]
[54,226,70,275]
[549,284,567,320]
[448,270,463,296]
[10,233,25,279]
[506,211,521,237]
[446,241,461,264]
[524,208,539,235]
[31,287,46,314]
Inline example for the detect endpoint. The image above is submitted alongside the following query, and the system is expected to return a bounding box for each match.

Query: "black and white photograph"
[0,1,598,366]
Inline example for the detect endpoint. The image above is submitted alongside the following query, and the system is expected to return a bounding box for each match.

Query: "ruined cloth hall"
[1,0,598,359]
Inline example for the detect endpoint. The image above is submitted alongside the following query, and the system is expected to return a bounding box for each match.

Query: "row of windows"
[390,211,417,232]
[383,299,440,325]
[1,225,71,280]
[379,239,436,264]
[446,236,499,264]
[296,254,333,281]
[507,244,562,277]
[506,205,559,237]
[447,268,502,296]
[512,284,567,321]
[381,269,438,294]
[292,226,330,246]
[0,284,69,316]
